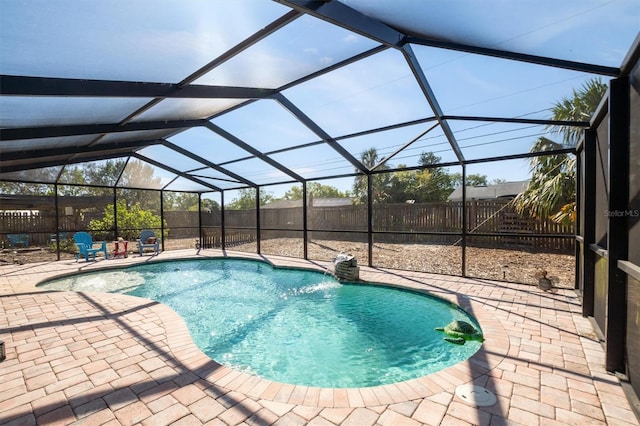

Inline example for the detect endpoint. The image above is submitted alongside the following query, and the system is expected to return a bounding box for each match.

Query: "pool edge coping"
[149,257,511,408]
[24,251,510,408]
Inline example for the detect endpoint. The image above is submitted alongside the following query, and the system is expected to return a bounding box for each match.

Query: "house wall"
[582,48,640,405]
[624,55,640,402]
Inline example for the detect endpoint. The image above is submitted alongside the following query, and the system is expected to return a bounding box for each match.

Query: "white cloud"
[343,34,360,43]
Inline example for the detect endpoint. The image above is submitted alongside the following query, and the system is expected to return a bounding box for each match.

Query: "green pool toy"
[436,320,484,345]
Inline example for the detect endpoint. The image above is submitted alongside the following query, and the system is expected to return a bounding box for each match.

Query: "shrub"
[88,199,167,241]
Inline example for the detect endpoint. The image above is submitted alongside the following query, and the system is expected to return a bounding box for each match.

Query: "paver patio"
[0,249,637,425]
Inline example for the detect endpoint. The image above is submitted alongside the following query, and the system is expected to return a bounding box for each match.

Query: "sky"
[1,0,638,199]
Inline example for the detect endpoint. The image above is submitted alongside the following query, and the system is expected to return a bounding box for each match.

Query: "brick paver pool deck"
[1,249,637,425]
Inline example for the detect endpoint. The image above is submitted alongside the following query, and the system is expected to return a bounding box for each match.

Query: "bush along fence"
[1,199,574,252]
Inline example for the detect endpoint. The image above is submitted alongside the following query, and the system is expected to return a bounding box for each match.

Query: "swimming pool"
[40,258,482,388]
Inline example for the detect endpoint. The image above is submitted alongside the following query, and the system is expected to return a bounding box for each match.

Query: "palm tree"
[515,78,607,224]
[352,148,392,204]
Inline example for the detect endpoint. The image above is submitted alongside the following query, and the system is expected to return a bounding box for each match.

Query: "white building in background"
[447,181,529,202]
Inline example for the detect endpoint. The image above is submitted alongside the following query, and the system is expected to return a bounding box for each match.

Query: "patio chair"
[7,234,30,248]
[137,230,160,256]
[74,232,108,262]
[49,231,71,244]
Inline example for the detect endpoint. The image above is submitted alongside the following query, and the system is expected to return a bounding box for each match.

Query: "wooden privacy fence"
[206,199,574,251]
[0,211,62,246]
[200,229,256,249]
[1,199,574,251]
[258,200,572,233]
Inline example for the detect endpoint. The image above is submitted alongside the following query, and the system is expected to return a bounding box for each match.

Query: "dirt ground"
[0,237,575,288]
[243,238,575,288]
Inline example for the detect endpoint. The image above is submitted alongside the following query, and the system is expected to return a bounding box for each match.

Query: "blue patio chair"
[49,232,71,244]
[7,234,30,248]
[137,230,160,256]
[73,232,108,262]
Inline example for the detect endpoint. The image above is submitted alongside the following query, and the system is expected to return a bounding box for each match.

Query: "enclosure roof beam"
[402,44,465,163]
[371,123,440,171]
[275,0,405,48]
[112,10,303,129]
[0,151,138,174]
[272,93,368,174]
[0,75,275,99]
[177,10,302,87]
[405,37,620,77]
[200,46,390,125]
[209,116,440,170]
[620,31,640,76]
[0,119,206,141]
[161,140,257,188]
[204,122,306,183]
[442,115,591,127]
[132,152,222,192]
[0,139,161,163]
[188,171,245,185]
[367,147,576,176]
[224,115,440,161]
[277,45,389,93]
[461,147,576,166]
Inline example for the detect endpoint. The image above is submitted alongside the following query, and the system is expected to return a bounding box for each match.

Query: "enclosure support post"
[302,181,308,260]
[461,165,467,277]
[581,129,597,316]
[113,187,118,241]
[256,187,261,254]
[160,191,165,252]
[54,183,60,261]
[198,193,202,250]
[221,191,226,250]
[605,76,630,373]
[575,148,581,291]
[367,174,373,267]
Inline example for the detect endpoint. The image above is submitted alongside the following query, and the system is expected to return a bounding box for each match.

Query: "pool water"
[41,259,482,388]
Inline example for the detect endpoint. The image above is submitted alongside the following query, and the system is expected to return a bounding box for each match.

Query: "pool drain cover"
[455,385,497,407]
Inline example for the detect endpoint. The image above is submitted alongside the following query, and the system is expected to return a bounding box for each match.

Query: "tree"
[163,192,199,211]
[0,168,59,195]
[351,150,467,203]
[226,188,273,210]
[0,180,54,196]
[449,173,489,188]
[515,78,607,224]
[88,199,166,240]
[118,160,163,211]
[201,198,221,213]
[58,160,126,188]
[515,137,576,222]
[416,152,457,201]
[352,148,392,204]
[283,183,350,200]
[388,167,433,203]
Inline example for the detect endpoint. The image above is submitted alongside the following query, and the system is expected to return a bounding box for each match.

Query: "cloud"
[343,34,360,43]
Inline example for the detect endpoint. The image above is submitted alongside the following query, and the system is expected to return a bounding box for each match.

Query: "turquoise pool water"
[41,259,482,388]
